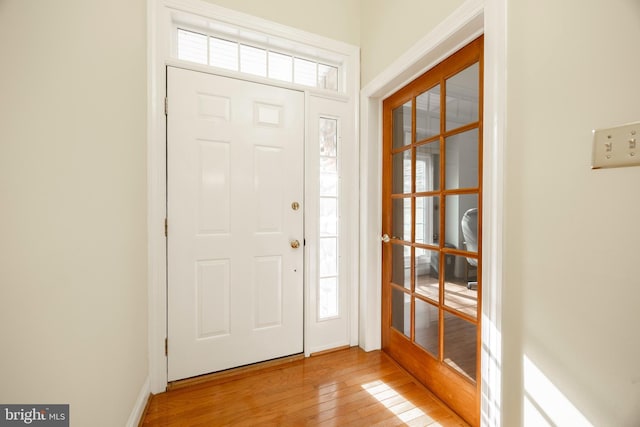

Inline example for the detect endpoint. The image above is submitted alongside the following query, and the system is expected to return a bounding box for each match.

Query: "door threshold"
[167,353,305,391]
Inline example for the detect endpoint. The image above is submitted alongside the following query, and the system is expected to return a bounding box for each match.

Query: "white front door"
[167,67,304,381]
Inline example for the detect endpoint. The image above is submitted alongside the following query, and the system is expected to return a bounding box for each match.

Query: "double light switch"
[592,121,640,169]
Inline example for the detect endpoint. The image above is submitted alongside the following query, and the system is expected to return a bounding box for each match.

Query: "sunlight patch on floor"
[361,380,432,423]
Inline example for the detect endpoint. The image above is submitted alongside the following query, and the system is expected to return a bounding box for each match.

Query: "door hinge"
[164,218,168,237]
[164,97,168,116]
[164,338,168,356]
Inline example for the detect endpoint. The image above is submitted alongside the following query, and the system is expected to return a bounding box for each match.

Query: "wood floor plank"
[141,347,469,426]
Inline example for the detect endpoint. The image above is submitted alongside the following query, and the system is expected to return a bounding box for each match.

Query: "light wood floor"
[141,348,469,426]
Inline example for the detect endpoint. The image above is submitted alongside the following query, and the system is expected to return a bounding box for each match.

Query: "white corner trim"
[361,0,484,100]
[126,377,150,427]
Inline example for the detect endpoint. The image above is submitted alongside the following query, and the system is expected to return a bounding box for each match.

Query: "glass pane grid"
[319,118,339,320]
[176,28,339,91]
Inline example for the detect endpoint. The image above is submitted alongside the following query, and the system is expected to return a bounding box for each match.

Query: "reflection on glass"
[320,174,337,197]
[319,277,338,318]
[415,299,439,356]
[391,288,410,338]
[414,247,439,301]
[318,64,338,90]
[319,237,337,277]
[416,84,441,141]
[444,311,477,382]
[392,198,411,242]
[320,119,337,157]
[392,149,412,194]
[391,244,411,290]
[444,194,478,252]
[318,117,339,321]
[415,196,439,246]
[443,254,478,318]
[392,101,412,149]
[320,156,337,172]
[445,129,479,190]
[446,63,479,131]
[319,198,337,236]
[416,142,440,192]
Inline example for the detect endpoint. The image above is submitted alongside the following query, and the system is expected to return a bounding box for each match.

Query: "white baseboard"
[126,377,151,427]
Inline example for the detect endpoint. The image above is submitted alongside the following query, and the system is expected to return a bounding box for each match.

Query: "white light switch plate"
[592,121,640,169]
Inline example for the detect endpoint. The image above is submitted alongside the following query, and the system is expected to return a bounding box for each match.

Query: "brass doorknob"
[290,240,300,249]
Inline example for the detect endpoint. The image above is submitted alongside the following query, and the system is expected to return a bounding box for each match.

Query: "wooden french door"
[382,36,483,426]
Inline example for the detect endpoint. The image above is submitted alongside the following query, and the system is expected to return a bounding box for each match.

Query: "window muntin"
[177,29,340,92]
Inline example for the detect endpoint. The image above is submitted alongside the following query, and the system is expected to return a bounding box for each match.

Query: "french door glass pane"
[443,253,477,318]
[446,63,479,131]
[392,198,411,242]
[414,247,439,301]
[392,101,412,149]
[415,298,439,356]
[416,84,441,142]
[391,244,411,290]
[445,128,479,190]
[415,196,439,245]
[391,288,410,338]
[444,311,477,382]
[392,149,412,194]
[444,194,478,253]
[416,142,440,192]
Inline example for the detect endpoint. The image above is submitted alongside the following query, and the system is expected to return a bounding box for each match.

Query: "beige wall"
[202,0,361,46]
[359,0,465,86]
[2,0,639,425]
[0,1,148,426]
[506,0,640,425]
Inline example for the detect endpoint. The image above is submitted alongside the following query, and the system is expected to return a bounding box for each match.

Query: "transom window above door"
[176,28,340,91]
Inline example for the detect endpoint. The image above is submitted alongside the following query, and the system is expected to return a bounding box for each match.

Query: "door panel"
[167,67,304,381]
[382,36,483,426]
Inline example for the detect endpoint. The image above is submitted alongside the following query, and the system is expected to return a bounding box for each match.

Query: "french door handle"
[381,234,390,243]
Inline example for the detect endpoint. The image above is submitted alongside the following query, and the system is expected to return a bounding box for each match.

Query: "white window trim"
[359,0,506,426]
[147,0,359,393]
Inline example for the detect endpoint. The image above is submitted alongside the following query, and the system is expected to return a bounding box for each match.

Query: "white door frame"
[147,0,359,393]
[359,0,506,425]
